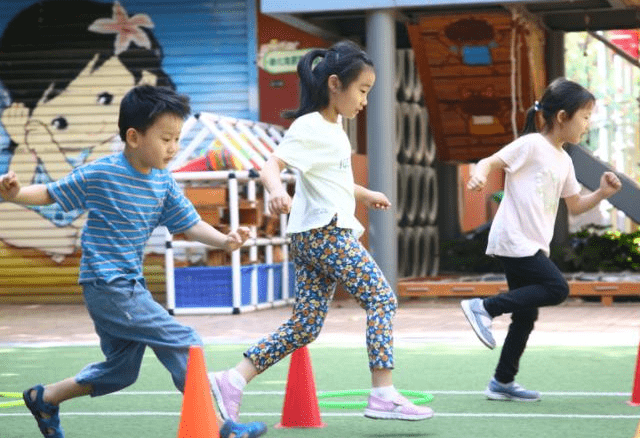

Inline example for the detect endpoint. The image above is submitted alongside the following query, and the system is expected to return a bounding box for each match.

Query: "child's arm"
[564,171,621,215]
[183,220,251,252]
[467,155,507,191]
[0,171,53,205]
[354,184,391,210]
[260,155,292,214]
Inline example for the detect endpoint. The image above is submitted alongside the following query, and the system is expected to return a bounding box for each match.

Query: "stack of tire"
[395,49,439,279]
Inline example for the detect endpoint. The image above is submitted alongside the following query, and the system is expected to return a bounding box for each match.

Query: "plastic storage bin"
[174,265,253,308]
[256,262,294,302]
[173,263,293,309]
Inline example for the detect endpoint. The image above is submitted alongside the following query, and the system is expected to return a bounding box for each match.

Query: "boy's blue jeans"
[75,279,202,396]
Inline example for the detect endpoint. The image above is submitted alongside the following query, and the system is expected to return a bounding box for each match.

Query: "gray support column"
[436,162,461,240]
[546,30,565,81]
[365,10,397,288]
[547,30,570,249]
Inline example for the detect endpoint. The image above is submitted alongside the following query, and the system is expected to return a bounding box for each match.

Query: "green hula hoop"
[0,400,25,408]
[317,389,434,409]
[0,392,25,408]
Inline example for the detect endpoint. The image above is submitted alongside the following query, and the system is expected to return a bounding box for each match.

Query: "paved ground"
[2,297,639,347]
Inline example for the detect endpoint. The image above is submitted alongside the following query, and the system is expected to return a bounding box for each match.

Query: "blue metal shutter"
[138,0,258,119]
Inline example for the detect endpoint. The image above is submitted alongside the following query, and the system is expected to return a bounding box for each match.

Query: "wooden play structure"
[407,10,546,162]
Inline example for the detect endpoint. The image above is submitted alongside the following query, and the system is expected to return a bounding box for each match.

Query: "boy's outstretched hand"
[600,171,622,198]
[0,171,19,200]
[224,226,251,252]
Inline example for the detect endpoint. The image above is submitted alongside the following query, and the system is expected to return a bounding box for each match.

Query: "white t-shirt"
[274,112,364,237]
[486,133,581,257]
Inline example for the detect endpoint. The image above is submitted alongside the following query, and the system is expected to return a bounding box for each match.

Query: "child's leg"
[86,279,203,393]
[243,255,335,373]
[483,251,569,317]
[483,252,567,381]
[223,250,336,384]
[318,228,432,419]
[23,379,92,438]
[211,224,338,421]
[76,280,174,395]
[481,252,564,401]
[494,307,538,384]
[33,378,92,405]
[321,228,397,375]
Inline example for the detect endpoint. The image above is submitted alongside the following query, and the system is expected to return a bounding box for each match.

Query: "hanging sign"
[262,49,314,74]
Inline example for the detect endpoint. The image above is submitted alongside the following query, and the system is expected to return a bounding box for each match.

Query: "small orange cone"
[178,346,219,438]
[628,342,640,406]
[275,346,326,428]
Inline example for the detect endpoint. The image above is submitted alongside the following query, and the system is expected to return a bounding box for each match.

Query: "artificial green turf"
[1,344,638,438]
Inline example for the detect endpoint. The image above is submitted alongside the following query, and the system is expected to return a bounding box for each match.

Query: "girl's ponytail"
[282,49,328,119]
[520,105,538,135]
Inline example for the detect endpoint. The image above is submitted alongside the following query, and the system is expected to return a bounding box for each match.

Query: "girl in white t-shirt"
[209,40,434,422]
[462,77,621,401]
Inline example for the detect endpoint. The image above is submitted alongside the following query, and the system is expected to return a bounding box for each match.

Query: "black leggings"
[483,250,569,383]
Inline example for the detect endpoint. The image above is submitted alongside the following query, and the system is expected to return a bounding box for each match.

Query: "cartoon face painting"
[0,0,173,261]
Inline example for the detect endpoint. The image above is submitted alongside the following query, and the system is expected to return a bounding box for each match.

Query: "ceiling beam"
[265,13,344,42]
[541,7,640,30]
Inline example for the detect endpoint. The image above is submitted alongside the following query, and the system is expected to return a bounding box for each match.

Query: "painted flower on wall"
[88,1,154,55]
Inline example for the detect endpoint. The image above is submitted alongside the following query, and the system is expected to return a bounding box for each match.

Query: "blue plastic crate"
[279,262,294,299]
[256,263,280,303]
[256,262,294,303]
[174,265,253,308]
[288,262,295,297]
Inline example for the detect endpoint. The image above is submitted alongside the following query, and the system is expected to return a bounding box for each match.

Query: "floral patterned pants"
[245,216,397,373]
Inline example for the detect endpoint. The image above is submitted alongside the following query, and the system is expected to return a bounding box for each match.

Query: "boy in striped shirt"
[0,85,266,438]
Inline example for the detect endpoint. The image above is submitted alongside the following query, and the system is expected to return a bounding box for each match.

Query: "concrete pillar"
[365,10,397,288]
[546,31,571,248]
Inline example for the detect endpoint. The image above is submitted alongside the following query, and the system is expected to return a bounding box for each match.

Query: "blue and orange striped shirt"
[47,152,199,284]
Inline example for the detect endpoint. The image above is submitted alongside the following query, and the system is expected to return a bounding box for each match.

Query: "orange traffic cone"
[275,346,326,428]
[628,341,640,406]
[178,346,219,438]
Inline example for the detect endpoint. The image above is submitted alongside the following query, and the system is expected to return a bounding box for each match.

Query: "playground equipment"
[166,114,295,314]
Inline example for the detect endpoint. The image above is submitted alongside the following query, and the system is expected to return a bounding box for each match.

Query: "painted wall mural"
[0,0,255,299]
[0,0,171,261]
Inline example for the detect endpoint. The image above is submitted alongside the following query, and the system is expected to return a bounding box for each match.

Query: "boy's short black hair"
[118,85,191,141]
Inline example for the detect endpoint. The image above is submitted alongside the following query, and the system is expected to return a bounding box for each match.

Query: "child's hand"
[599,171,622,198]
[268,188,292,215]
[0,171,20,201]
[467,170,488,191]
[224,226,251,252]
[366,190,391,210]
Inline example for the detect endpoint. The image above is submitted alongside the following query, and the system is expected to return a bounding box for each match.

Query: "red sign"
[608,30,639,59]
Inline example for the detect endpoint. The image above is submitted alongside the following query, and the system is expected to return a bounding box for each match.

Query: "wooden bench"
[397,275,640,306]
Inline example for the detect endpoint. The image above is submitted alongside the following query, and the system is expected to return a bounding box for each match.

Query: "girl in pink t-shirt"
[462,77,621,401]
